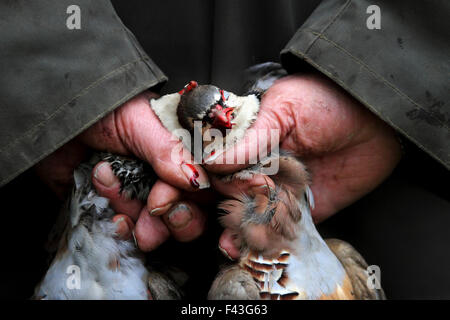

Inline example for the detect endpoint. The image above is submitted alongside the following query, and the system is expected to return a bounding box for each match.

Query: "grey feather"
[34,152,181,300]
[240,62,288,97]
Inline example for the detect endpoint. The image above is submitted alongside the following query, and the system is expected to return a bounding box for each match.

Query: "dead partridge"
[33,153,182,300]
[34,63,285,299]
[149,62,287,164]
[208,152,386,300]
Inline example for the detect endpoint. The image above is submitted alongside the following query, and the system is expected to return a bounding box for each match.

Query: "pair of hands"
[35,72,401,259]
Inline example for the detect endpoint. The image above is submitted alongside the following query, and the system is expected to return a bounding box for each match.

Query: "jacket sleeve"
[281,0,449,169]
[0,0,167,187]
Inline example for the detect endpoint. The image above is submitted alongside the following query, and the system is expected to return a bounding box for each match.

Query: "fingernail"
[94,162,116,187]
[114,217,125,224]
[113,217,127,239]
[131,230,138,247]
[218,244,235,261]
[113,216,133,240]
[149,203,172,216]
[167,204,192,229]
[181,163,210,189]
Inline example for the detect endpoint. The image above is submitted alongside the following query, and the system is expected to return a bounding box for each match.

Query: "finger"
[204,91,288,174]
[135,207,170,252]
[161,201,207,242]
[112,214,134,240]
[114,93,210,191]
[219,228,241,260]
[92,161,144,221]
[211,173,276,199]
[147,179,182,216]
[80,92,210,191]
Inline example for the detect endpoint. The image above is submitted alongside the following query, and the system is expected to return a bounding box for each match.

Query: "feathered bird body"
[35,66,276,300]
[151,84,260,162]
[208,153,383,300]
[34,155,181,300]
[237,214,354,300]
[35,63,383,300]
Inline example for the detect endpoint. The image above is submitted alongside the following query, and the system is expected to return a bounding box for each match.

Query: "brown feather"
[277,252,290,263]
[108,257,120,271]
[319,274,355,300]
[277,270,289,287]
[246,260,274,272]
[325,238,386,300]
[218,199,245,231]
[259,292,270,299]
[208,264,260,300]
[243,262,266,282]
[271,156,310,199]
[280,292,300,300]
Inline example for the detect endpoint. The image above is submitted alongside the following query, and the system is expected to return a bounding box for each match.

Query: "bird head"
[177,81,235,134]
[150,80,261,163]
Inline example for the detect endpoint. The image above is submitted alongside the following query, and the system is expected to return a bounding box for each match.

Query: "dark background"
[0,0,449,299]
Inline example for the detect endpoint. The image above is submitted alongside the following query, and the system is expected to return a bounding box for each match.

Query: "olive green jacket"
[281,0,449,170]
[0,0,448,187]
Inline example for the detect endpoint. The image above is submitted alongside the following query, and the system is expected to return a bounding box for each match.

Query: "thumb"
[79,91,209,191]
[204,92,290,174]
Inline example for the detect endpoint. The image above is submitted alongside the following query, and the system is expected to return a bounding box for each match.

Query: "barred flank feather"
[210,153,384,300]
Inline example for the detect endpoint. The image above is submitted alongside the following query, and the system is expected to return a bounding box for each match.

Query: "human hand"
[35,91,210,251]
[206,72,402,259]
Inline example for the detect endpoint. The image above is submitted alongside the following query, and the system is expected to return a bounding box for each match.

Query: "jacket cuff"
[281,0,449,170]
[0,1,167,187]
[0,57,166,187]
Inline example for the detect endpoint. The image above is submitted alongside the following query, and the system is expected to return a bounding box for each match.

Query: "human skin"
[35,91,211,250]
[35,72,401,256]
[207,73,402,258]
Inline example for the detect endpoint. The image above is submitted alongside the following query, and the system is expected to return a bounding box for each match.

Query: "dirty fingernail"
[149,203,172,216]
[218,244,235,261]
[181,163,210,189]
[112,215,133,240]
[167,204,193,229]
[131,230,138,247]
[94,162,117,187]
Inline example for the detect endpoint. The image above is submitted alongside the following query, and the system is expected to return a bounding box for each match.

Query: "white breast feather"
[150,93,183,133]
[282,198,346,299]
[243,193,347,300]
[34,164,149,300]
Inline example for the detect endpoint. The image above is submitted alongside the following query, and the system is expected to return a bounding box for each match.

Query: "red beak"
[211,105,234,129]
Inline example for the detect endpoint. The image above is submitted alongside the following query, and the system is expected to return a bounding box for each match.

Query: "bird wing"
[240,62,288,97]
[147,269,184,300]
[208,264,261,300]
[325,238,386,300]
